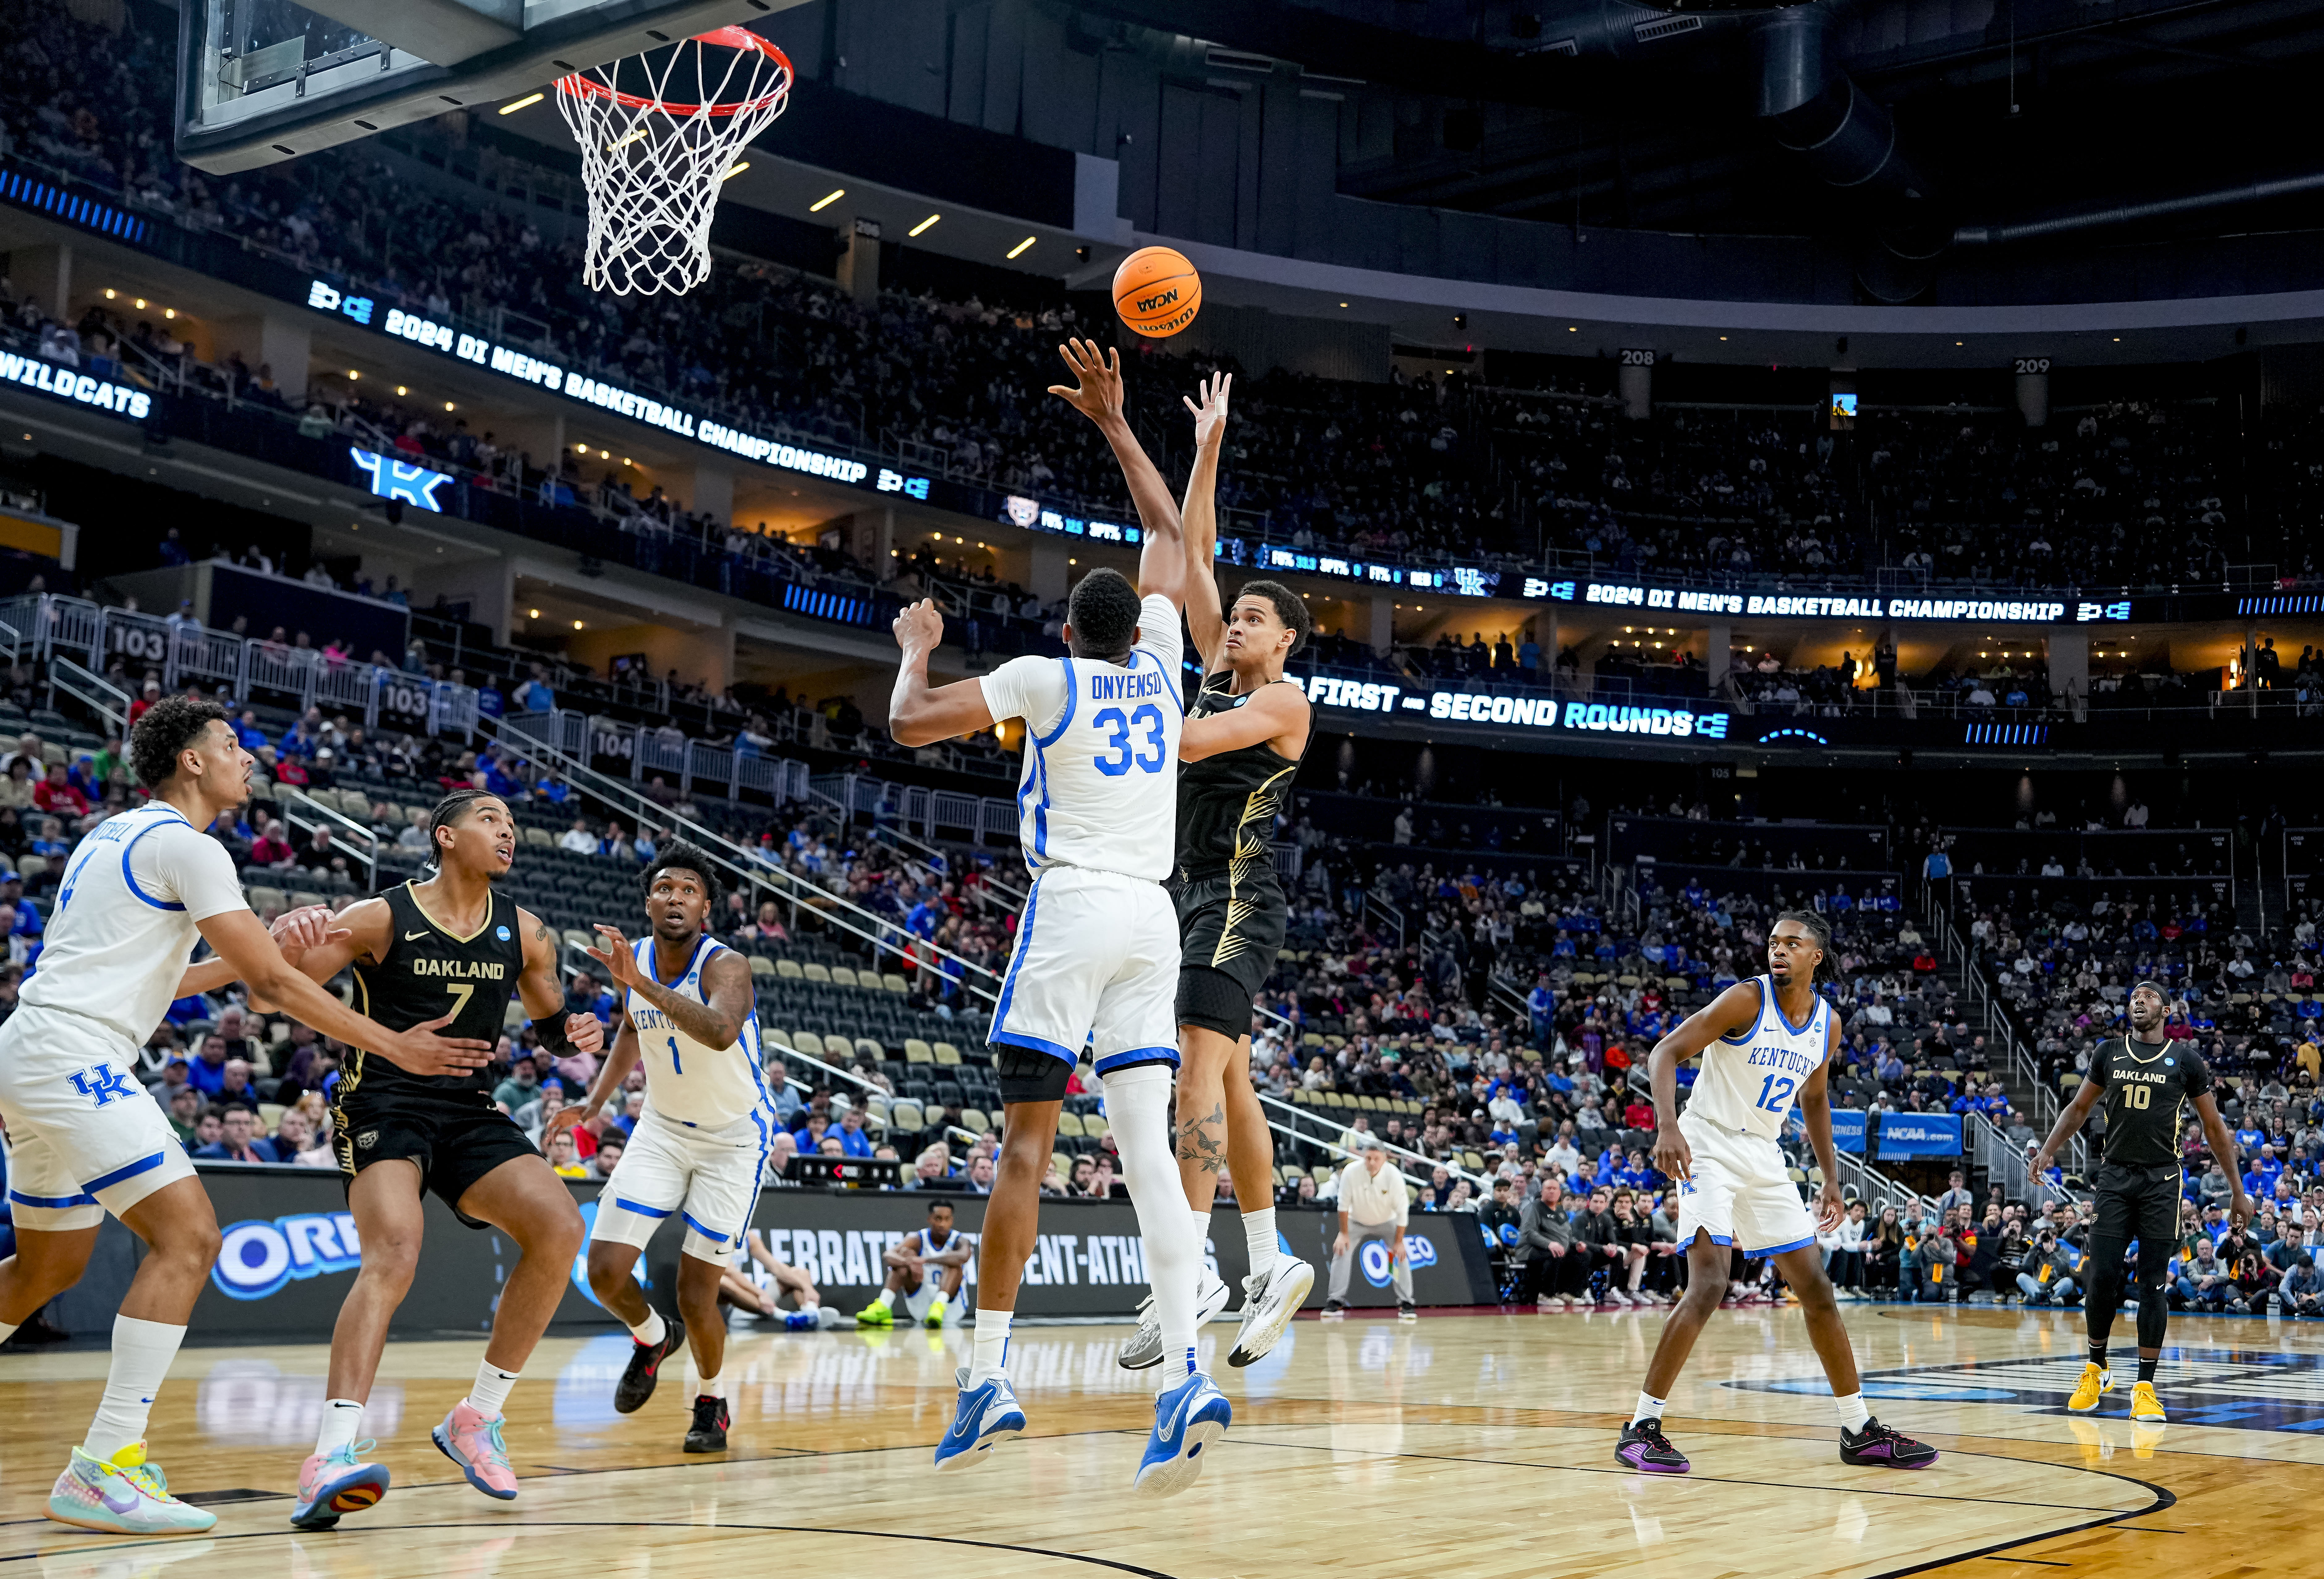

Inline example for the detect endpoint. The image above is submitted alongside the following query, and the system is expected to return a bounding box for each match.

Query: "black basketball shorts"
[335,1083,542,1223]
[2088,1161,2183,1258]
[1171,870,1289,1041]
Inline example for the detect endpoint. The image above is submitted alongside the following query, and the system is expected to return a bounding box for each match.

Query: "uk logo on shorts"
[67,1065,138,1107]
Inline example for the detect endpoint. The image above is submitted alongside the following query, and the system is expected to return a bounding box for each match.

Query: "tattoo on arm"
[1175,1101,1227,1175]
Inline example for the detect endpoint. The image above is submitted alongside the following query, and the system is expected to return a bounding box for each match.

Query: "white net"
[555,27,794,297]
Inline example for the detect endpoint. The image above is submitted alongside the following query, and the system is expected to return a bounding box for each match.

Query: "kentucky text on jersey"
[629,1005,689,1034]
[1745,1045,1821,1076]
[1089,670,1166,701]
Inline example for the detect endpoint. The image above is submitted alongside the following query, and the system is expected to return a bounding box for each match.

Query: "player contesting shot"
[2031,982,2250,1425]
[0,698,496,1536]
[1615,911,1937,1475]
[1115,371,1320,1374]
[217,788,604,1526]
[548,841,768,1454]
[886,337,1225,1496]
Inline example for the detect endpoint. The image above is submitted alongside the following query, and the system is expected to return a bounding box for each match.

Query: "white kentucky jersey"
[980,592,1184,883]
[22,802,249,1043]
[1687,973,1831,1140]
[625,932,770,1130]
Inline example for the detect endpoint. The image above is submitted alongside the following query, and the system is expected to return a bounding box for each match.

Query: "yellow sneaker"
[2129,1381,2165,1423]
[2066,1362,2111,1413]
[923,1298,946,1329]
[854,1300,894,1328]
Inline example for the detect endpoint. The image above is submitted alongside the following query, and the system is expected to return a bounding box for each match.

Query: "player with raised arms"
[887,337,1222,1496]
[1116,372,1319,1373]
[0,697,495,1535]
[549,840,770,1454]
[225,788,604,1526]
[2031,981,2248,1425]
[1614,911,1938,1475]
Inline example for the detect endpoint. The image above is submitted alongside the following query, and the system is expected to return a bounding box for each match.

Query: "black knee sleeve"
[1176,966,1255,1042]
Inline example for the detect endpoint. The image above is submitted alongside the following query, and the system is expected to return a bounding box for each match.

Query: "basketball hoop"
[555,27,794,297]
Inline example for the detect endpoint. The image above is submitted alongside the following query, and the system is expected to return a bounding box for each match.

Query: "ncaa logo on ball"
[1360,1234,1438,1287]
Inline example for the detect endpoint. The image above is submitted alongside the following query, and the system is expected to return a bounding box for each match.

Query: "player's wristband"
[535,1014,578,1056]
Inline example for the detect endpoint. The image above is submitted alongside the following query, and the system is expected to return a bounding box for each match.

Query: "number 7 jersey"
[979,593,1185,883]
[1687,973,1831,1139]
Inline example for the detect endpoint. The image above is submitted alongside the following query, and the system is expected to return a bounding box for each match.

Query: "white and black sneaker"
[1228,1257,1316,1367]
[1117,1269,1234,1370]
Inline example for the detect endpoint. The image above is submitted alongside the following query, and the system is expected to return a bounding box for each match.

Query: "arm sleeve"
[1136,594,1186,703]
[978,656,1069,738]
[143,826,251,922]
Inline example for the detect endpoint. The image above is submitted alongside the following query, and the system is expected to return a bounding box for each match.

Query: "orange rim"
[554,27,793,118]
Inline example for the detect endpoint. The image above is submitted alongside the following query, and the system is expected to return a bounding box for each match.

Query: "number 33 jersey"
[1687,973,1830,1140]
[980,592,1184,883]
[349,881,526,1095]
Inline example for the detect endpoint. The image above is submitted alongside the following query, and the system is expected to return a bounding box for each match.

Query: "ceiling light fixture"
[499,92,544,115]
[810,188,844,212]
[909,213,941,236]
[1006,236,1037,259]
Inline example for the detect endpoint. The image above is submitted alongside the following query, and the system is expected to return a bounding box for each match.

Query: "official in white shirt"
[1326,1138,1414,1313]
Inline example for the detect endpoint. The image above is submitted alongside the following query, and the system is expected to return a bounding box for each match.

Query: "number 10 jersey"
[980,593,1185,883]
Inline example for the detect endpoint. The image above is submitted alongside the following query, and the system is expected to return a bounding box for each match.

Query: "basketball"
[1112,246,1202,338]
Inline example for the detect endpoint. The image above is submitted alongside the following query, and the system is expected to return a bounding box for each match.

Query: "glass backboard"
[176,0,798,173]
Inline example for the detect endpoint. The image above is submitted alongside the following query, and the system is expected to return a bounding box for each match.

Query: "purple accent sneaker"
[1614,1418,1690,1474]
[1840,1417,1939,1469]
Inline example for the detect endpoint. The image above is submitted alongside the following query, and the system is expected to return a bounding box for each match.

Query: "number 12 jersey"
[980,593,1184,883]
[1688,973,1830,1139]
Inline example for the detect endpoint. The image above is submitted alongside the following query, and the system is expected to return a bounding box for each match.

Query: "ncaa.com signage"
[1876,1113,1964,1159]
[1298,674,1731,741]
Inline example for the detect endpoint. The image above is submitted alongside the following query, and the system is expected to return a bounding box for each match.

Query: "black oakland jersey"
[2089,1034,2211,1169]
[347,882,526,1096]
[1175,673,1305,884]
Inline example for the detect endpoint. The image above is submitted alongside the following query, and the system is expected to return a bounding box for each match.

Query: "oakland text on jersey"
[1090,669,1167,701]
[409,957,508,981]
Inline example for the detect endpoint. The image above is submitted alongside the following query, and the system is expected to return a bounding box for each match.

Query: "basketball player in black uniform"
[249,789,602,1524]
[1120,372,1322,1372]
[2032,981,2250,1425]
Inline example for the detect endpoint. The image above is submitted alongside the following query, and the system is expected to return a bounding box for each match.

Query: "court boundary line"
[0,1520,1180,1576]
[1210,1433,2166,1515]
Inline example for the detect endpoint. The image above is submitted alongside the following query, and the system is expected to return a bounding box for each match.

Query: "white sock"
[875,1288,898,1310]
[1631,1391,1667,1426]
[969,1311,1013,1385]
[465,1360,520,1421]
[627,1308,667,1348]
[1104,1066,1200,1383]
[1189,1208,1212,1263]
[698,1371,726,1400]
[315,1398,364,1457]
[1243,1208,1280,1280]
[1834,1391,1872,1433]
[83,1315,186,1460]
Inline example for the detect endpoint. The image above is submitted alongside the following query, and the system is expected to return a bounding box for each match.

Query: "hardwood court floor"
[2,1302,2318,1579]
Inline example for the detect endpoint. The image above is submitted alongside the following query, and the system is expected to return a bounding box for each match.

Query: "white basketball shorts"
[590,1106,771,1262]
[990,865,1180,1076]
[1672,1108,1818,1257]
[0,1004,197,1231]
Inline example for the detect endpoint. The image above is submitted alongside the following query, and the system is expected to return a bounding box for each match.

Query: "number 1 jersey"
[980,593,1184,883]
